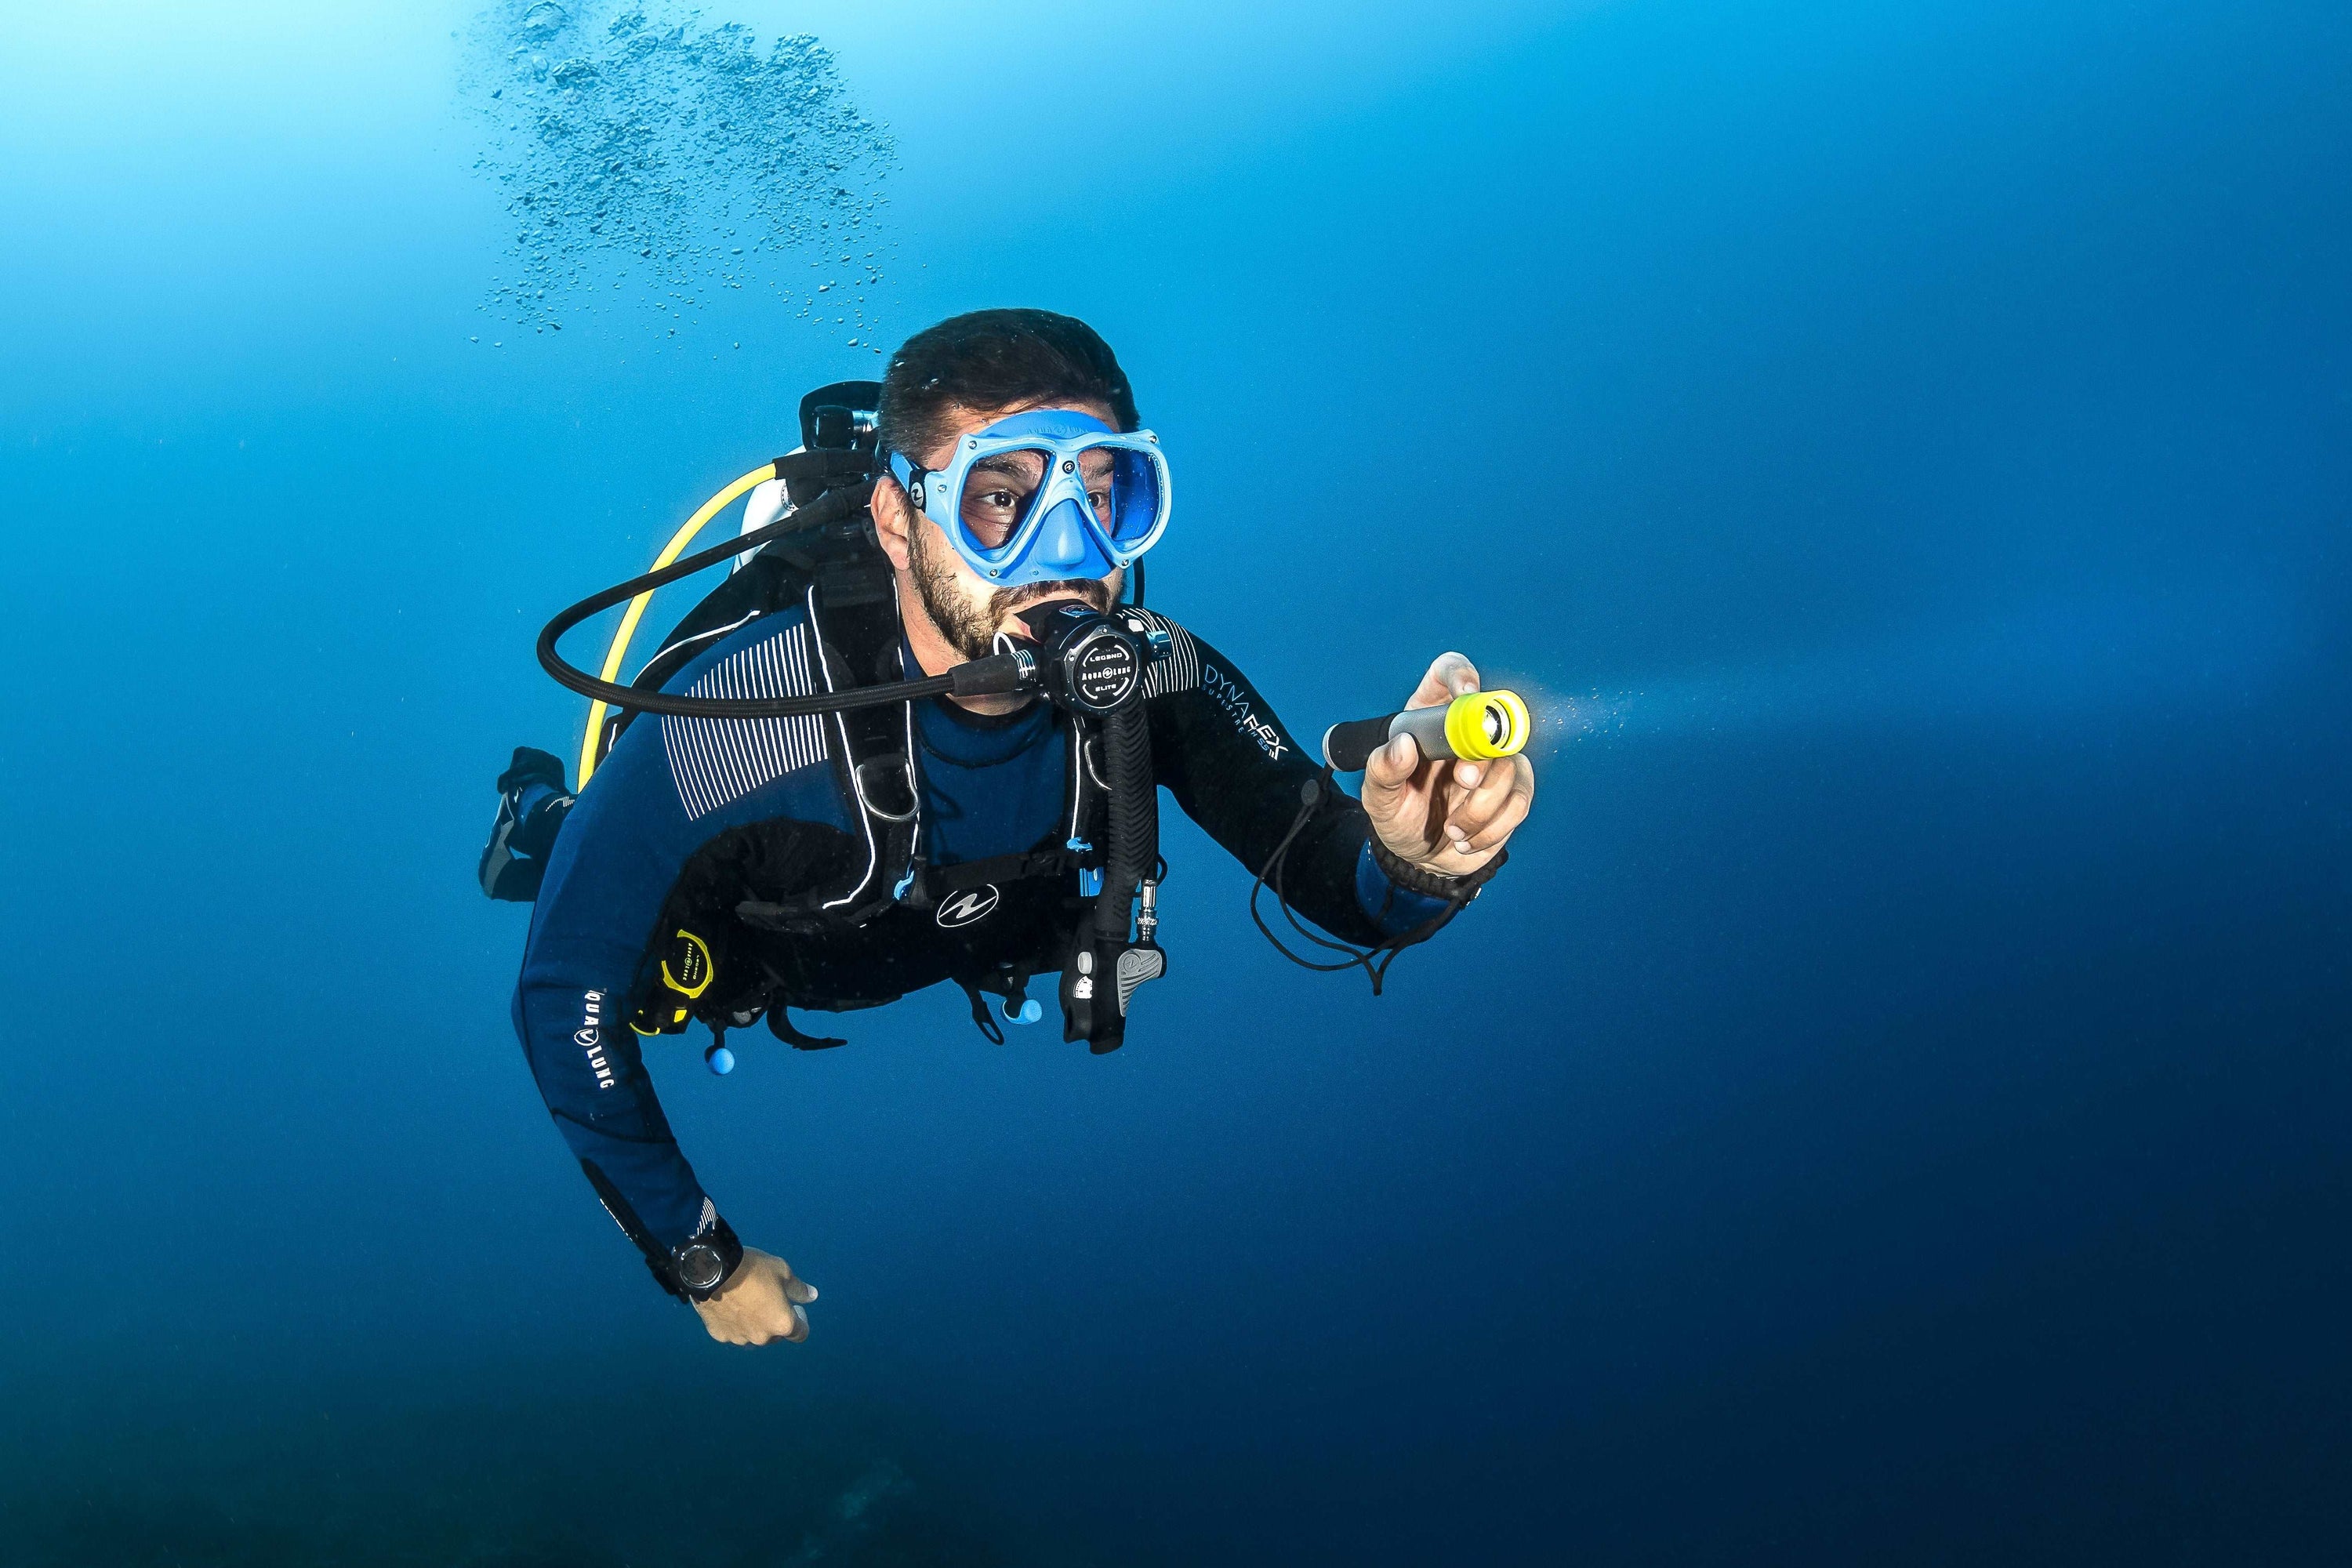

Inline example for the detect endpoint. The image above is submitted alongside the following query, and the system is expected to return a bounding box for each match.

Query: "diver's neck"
[893,571,1034,718]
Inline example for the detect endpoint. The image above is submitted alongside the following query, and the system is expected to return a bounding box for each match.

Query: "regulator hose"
[571,462,779,783]
[1096,702,1160,941]
[537,478,1028,728]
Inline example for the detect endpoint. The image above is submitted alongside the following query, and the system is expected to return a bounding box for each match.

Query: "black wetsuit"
[512,602,1465,1289]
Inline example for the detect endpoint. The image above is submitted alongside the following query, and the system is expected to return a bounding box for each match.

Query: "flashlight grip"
[1322,690,1531,772]
[1323,706,1456,771]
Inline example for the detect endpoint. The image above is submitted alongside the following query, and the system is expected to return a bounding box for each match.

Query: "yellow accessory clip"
[661,929,716,1000]
[631,927,718,1035]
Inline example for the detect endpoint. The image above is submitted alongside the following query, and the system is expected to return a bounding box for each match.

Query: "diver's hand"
[1360,652,1535,877]
[691,1247,818,1346]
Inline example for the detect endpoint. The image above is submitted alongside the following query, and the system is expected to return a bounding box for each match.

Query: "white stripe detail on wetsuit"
[660,620,829,819]
[1129,608,1203,699]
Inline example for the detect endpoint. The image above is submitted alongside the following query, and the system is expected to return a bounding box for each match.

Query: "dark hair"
[878,308,1139,463]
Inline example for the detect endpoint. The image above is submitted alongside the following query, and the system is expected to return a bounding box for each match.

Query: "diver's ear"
[869,474,914,572]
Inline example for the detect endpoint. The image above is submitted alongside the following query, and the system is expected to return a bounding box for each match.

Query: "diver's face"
[873,397,1124,662]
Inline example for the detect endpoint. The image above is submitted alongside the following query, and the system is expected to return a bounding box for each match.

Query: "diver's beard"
[906,523,1000,660]
[906,523,1118,662]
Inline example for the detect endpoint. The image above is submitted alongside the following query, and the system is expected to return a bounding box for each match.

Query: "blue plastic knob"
[1007,998,1044,1025]
[704,1044,736,1076]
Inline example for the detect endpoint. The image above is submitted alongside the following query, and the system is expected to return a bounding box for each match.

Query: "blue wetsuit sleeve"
[1353,840,1459,937]
[514,948,712,1254]
[1147,630,1499,949]
[512,727,720,1274]
[1144,623,1501,949]
[509,608,858,1292]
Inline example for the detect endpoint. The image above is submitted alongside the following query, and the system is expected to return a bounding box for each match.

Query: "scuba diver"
[483,309,1536,1346]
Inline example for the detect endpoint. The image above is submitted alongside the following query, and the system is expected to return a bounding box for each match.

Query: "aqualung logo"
[576,990,615,1091]
[935,885,1001,928]
[1202,664,1289,760]
[1073,635,1141,710]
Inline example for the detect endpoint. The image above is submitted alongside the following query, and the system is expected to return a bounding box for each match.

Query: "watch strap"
[1369,831,1506,902]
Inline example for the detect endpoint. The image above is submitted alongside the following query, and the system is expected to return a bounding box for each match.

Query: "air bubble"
[464,2,895,343]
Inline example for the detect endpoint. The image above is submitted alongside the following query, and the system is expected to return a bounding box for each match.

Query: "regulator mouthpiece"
[1321,689,1532,772]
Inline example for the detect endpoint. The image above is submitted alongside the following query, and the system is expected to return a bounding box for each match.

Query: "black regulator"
[994,600,1167,717]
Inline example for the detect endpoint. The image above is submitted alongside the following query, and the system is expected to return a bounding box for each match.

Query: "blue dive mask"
[889,408,1171,587]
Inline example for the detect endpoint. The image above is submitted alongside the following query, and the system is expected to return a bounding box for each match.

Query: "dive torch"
[1321,688,1533,772]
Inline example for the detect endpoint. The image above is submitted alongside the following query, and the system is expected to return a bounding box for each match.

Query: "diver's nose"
[1030,496,1094,572]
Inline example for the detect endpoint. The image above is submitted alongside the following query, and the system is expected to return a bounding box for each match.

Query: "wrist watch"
[667,1219,744,1302]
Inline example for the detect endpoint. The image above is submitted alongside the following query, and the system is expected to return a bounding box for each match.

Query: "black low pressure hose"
[1096,703,1160,940]
[536,481,1029,720]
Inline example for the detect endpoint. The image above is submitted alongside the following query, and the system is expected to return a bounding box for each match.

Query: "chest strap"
[916,840,1096,901]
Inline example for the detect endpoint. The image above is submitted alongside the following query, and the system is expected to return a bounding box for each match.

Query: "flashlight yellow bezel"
[1443,689,1530,761]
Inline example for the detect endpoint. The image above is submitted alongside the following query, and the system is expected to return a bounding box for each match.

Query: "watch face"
[676,1243,726,1294]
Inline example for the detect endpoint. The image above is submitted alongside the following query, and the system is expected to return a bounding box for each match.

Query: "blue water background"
[2,1,2347,1561]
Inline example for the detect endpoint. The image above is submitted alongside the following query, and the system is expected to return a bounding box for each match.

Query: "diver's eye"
[960,481,1033,550]
[1087,486,1114,523]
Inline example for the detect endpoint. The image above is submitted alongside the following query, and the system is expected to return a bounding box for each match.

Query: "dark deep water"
[2,1,2347,1562]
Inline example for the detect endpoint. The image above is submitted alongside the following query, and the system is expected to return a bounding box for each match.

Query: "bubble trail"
[1487,586,2299,761]
[462,2,896,347]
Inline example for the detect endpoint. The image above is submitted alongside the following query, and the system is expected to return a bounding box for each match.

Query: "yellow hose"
[578,463,779,787]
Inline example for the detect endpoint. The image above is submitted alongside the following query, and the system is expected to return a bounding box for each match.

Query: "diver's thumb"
[1360,732,1421,797]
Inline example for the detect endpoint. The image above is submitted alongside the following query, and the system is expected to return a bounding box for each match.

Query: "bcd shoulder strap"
[597,552,808,769]
[728,556,923,932]
[594,463,884,770]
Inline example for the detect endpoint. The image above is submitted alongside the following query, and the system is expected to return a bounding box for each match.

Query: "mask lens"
[952,437,1167,563]
[957,448,1056,554]
[1101,447,1164,546]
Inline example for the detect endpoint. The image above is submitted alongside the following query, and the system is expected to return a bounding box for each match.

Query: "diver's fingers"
[1406,652,1479,711]
[783,1303,810,1343]
[1449,754,1524,829]
[1454,780,1531,855]
[1432,758,1494,839]
[761,1252,817,1308]
[1360,732,1424,803]
[1452,756,1535,853]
